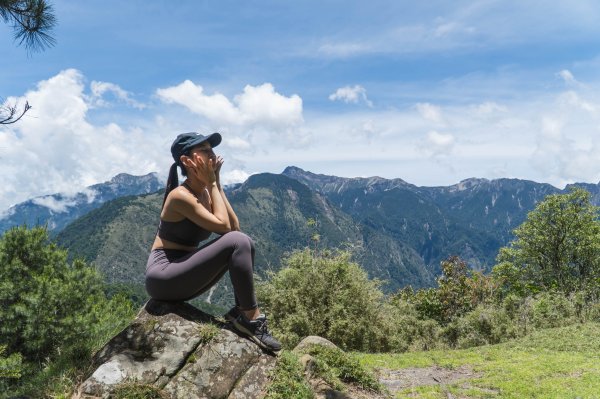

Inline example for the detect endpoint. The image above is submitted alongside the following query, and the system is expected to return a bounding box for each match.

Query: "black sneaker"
[232,313,282,353]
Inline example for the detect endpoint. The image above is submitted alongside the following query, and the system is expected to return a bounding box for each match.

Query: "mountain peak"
[108,172,160,185]
[450,178,490,191]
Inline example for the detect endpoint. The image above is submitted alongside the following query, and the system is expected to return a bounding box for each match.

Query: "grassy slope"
[356,322,600,398]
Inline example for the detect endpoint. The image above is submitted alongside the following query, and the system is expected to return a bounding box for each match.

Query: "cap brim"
[206,132,222,148]
[184,132,222,152]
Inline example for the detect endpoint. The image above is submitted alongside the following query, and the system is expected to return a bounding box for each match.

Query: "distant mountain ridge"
[0,173,163,234]
[281,166,600,273]
[6,166,600,308]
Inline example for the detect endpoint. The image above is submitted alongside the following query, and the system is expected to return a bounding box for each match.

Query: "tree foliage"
[494,188,600,296]
[0,226,134,366]
[0,0,56,52]
[1,0,56,124]
[395,256,497,325]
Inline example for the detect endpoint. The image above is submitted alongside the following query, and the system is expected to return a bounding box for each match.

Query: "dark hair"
[161,151,193,209]
[162,162,179,209]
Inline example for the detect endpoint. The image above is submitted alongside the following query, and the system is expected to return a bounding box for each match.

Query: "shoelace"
[254,317,270,337]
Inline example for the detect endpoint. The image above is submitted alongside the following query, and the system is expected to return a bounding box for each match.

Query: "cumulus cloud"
[90,81,146,109]
[530,90,600,185]
[0,69,163,211]
[329,85,373,107]
[156,81,303,129]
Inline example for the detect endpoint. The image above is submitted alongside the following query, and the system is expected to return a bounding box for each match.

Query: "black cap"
[171,132,222,163]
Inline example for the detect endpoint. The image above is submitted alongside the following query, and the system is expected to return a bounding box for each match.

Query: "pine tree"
[0,226,133,364]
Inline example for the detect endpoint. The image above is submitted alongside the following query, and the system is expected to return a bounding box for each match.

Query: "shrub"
[442,303,515,348]
[258,248,397,352]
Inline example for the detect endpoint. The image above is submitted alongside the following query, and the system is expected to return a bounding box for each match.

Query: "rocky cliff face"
[74,300,386,399]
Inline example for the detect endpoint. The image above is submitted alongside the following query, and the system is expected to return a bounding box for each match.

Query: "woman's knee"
[225,231,253,250]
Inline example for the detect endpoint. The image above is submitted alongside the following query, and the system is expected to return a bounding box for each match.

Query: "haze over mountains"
[0,173,162,234]
[3,167,600,305]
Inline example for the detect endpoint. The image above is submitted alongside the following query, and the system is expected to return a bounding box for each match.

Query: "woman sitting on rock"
[145,132,281,353]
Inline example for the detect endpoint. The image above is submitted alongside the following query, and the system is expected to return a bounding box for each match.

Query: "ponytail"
[162,162,179,209]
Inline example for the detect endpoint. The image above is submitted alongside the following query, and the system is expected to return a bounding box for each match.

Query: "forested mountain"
[281,166,589,273]
[55,172,431,306]
[0,173,162,234]
[10,166,597,308]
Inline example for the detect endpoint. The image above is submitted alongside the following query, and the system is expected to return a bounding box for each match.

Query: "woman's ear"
[180,154,191,167]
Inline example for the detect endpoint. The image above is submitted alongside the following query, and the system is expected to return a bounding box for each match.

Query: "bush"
[441,303,515,348]
[0,226,135,395]
[258,248,399,352]
[301,345,382,392]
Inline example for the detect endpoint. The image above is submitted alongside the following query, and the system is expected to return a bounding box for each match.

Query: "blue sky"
[2,0,600,211]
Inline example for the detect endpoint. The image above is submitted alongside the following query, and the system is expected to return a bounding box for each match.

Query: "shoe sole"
[232,319,281,354]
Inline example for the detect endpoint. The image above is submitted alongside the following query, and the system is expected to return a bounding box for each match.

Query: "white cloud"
[224,136,251,151]
[527,81,600,185]
[156,81,303,129]
[0,69,163,211]
[416,102,443,123]
[329,85,373,107]
[423,131,455,157]
[90,81,146,109]
[558,69,577,85]
[31,195,79,213]
[6,66,600,213]
[221,169,251,185]
[473,101,507,115]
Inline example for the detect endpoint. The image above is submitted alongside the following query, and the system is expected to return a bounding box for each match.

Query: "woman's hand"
[214,156,224,186]
[188,153,217,184]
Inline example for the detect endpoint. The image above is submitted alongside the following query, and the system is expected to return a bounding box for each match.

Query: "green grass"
[356,322,600,398]
[265,350,314,399]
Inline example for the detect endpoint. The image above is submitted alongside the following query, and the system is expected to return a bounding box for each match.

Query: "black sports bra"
[156,182,212,247]
[157,217,211,247]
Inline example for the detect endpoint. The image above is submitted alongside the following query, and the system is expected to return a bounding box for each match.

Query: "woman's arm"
[214,156,240,231]
[172,154,231,234]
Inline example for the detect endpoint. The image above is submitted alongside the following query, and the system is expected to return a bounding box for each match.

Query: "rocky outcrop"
[74,301,388,399]
[74,300,276,399]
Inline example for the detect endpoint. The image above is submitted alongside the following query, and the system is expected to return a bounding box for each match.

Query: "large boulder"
[74,300,276,399]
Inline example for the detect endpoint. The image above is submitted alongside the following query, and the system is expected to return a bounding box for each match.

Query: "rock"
[73,299,277,399]
[293,338,388,399]
[293,335,338,354]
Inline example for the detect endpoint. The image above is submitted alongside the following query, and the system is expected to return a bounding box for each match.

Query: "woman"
[145,132,281,352]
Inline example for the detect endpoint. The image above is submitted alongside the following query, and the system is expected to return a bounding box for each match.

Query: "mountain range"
[0,173,162,234]
[3,167,599,307]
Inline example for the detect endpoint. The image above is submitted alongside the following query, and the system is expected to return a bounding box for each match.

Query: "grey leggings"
[145,231,258,310]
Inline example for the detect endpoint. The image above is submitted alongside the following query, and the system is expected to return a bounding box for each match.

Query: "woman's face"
[189,142,216,161]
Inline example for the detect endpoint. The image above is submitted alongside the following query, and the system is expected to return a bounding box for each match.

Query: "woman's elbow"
[214,221,232,234]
